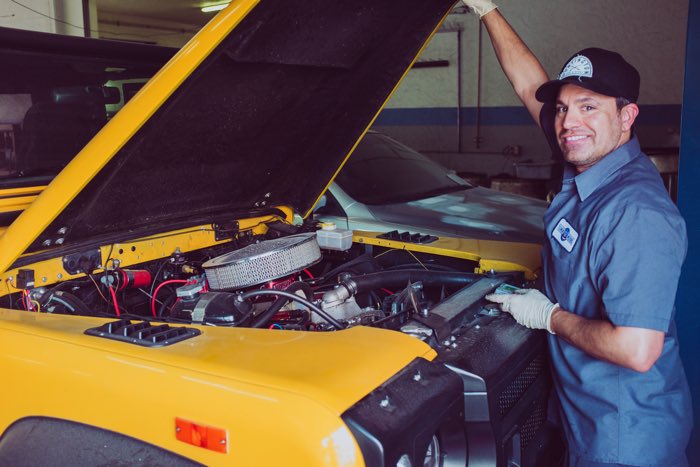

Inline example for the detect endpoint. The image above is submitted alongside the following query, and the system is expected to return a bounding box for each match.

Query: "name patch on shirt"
[552,218,578,252]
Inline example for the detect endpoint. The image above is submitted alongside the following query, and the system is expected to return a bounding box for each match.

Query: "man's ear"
[620,103,640,131]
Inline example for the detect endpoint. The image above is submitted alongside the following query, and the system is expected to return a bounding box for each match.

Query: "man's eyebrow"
[555,96,601,106]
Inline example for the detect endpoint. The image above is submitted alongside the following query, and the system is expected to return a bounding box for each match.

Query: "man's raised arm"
[462,0,549,125]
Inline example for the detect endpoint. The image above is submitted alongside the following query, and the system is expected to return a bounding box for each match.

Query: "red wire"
[381,288,394,295]
[302,269,314,279]
[108,286,121,317]
[26,290,37,311]
[151,280,188,317]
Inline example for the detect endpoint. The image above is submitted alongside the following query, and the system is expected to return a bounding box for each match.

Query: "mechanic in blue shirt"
[459,1,693,466]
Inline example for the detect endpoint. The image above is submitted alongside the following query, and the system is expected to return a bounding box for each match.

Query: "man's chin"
[562,152,592,167]
[562,151,582,164]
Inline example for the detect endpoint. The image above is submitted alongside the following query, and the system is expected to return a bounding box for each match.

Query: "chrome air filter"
[203,233,321,290]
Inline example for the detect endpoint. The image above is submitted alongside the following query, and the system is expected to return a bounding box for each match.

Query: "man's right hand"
[461,0,498,18]
[486,289,558,334]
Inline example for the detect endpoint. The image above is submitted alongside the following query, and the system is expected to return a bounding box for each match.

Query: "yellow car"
[0,1,562,466]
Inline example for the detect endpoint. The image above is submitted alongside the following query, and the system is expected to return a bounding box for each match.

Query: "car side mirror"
[102,86,122,104]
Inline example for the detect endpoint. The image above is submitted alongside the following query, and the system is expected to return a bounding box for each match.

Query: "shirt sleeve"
[591,205,687,332]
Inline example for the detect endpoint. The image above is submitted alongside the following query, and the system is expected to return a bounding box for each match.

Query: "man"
[460,1,693,466]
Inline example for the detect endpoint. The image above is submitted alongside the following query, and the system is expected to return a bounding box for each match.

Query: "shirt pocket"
[546,240,577,309]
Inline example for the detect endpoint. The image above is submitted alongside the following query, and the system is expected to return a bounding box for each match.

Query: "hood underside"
[19,0,455,255]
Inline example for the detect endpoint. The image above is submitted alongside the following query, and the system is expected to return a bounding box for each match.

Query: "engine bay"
[3,229,526,344]
[0,225,563,466]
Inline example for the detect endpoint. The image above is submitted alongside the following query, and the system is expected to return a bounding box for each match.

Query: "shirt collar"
[562,136,642,202]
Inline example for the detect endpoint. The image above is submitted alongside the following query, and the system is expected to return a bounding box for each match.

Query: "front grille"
[520,397,547,452]
[498,352,546,415]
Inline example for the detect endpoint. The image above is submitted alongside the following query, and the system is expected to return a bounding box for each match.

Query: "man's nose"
[561,109,581,130]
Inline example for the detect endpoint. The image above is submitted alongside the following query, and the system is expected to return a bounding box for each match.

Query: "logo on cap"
[558,55,593,80]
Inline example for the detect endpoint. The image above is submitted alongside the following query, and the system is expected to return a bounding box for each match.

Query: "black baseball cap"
[535,48,640,103]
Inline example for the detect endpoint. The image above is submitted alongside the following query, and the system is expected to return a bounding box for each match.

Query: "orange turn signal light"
[175,417,228,454]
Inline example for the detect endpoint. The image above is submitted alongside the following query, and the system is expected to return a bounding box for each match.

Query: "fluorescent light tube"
[201,3,230,13]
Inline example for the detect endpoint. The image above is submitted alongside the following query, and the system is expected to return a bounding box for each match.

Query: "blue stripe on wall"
[636,105,683,125]
[375,105,682,126]
[375,107,461,125]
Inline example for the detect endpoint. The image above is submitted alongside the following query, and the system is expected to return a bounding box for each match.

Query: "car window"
[335,133,470,205]
[0,41,169,186]
[0,81,152,183]
[4,88,106,179]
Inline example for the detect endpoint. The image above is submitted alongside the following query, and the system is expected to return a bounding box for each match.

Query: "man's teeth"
[565,135,587,141]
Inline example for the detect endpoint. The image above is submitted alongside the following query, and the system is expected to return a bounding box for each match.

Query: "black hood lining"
[31,0,454,252]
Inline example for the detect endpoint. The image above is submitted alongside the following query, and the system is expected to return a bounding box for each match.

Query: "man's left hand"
[485,289,558,334]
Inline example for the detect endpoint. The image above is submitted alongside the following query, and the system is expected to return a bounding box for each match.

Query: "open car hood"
[0,0,455,273]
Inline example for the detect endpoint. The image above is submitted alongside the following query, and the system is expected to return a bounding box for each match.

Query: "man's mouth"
[563,135,589,143]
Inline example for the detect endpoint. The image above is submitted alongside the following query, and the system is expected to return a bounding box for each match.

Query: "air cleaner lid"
[203,233,321,290]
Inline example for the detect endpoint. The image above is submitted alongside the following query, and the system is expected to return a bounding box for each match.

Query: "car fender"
[0,417,200,467]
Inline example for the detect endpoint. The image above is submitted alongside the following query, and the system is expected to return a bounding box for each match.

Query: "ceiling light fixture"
[201,2,230,13]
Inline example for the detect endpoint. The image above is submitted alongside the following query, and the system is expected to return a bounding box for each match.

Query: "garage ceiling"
[95,0,218,27]
[93,1,465,47]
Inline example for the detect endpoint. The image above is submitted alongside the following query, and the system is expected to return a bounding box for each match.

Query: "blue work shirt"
[542,136,692,466]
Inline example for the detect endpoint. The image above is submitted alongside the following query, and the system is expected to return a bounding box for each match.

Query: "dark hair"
[616,96,635,135]
[616,97,631,110]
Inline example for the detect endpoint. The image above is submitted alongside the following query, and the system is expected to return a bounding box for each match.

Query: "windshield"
[335,132,470,205]
[0,30,172,184]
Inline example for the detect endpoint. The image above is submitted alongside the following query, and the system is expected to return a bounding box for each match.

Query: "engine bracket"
[62,249,102,275]
[213,221,240,241]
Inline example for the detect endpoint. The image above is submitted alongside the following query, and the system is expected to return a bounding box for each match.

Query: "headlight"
[422,435,441,467]
[396,453,412,467]
[397,433,450,467]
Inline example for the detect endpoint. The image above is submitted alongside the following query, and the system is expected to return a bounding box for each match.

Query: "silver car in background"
[315,132,547,244]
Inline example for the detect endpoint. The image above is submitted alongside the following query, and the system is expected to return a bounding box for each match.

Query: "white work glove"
[485,289,558,334]
[461,0,498,18]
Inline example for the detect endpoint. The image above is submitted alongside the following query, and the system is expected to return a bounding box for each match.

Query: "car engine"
[7,230,563,467]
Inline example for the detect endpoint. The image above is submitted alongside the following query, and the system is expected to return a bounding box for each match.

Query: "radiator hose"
[338,270,480,295]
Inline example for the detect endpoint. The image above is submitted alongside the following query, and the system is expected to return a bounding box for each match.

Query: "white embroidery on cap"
[558,55,593,80]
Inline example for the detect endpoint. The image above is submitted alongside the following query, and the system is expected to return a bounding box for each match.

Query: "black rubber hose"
[45,291,94,315]
[383,262,459,272]
[241,286,344,330]
[249,281,315,329]
[314,253,380,284]
[37,280,91,308]
[343,270,481,294]
[157,294,177,317]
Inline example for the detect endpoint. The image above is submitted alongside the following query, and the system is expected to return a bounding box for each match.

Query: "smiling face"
[555,84,639,173]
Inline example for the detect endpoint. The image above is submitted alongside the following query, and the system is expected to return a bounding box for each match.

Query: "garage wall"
[1,0,688,179]
[96,10,197,48]
[0,0,89,36]
[373,0,689,177]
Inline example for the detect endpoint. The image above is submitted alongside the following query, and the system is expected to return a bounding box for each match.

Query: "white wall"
[96,11,196,48]
[0,0,688,177]
[375,0,689,176]
[0,0,86,35]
